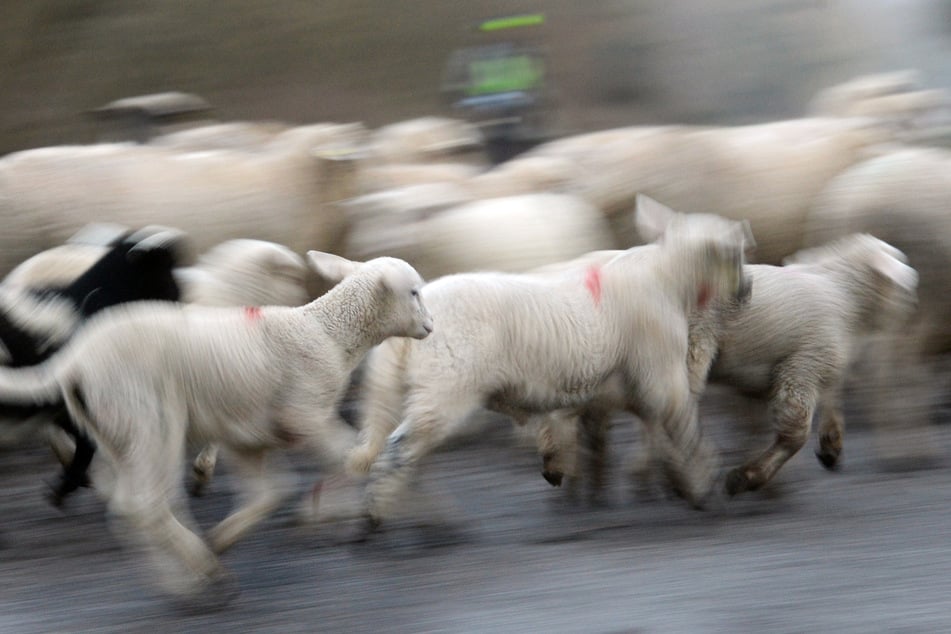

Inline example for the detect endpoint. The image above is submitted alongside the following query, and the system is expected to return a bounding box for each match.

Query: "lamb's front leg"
[189,443,220,497]
[208,448,291,554]
[726,376,817,496]
[363,396,476,532]
[636,366,720,509]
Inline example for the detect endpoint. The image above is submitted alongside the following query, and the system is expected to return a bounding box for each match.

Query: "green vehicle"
[441,14,553,163]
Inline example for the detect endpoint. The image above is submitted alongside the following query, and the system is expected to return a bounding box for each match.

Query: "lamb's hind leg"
[207,448,292,554]
[815,390,845,471]
[726,377,817,496]
[109,454,230,601]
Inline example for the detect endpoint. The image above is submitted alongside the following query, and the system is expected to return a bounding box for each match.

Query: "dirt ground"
[2,407,951,634]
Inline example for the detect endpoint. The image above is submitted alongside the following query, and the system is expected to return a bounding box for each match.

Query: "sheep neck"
[653,243,725,314]
[308,276,388,366]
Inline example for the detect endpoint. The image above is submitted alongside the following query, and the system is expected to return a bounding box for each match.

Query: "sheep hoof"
[815,449,841,471]
[352,514,381,543]
[172,570,240,613]
[725,468,753,496]
[542,469,563,487]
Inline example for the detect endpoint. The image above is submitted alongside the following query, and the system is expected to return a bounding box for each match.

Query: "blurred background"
[4,2,951,632]
[3,0,951,153]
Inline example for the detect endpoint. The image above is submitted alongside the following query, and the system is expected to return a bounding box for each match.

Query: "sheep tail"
[0,361,64,419]
[346,338,412,475]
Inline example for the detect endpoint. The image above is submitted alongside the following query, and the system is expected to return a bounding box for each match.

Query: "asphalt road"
[2,410,950,634]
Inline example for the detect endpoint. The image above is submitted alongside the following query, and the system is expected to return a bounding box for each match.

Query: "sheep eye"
[411,289,419,297]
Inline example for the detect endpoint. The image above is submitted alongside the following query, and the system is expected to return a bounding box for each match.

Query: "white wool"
[0,123,367,279]
[346,196,753,524]
[343,190,616,281]
[0,254,430,598]
[545,233,920,497]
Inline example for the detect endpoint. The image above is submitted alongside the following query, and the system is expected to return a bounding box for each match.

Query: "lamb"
[148,121,294,152]
[0,252,431,601]
[0,122,366,279]
[545,234,919,499]
[345,195,753,534]
[342,188,616,282]
[802,147,951,469]
[365,116,486,167]
[9,235,313,501]
[516,117,897,260]
[807,71,951,142]
[0,226,188,503]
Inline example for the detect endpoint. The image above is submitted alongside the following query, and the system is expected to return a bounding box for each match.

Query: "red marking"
[244,306,262,321]
[697,284,712,310]
[584,265,603,307]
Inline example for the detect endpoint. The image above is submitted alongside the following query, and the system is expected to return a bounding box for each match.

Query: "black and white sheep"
[0,253,431,601]
[0,226,187,503]
[5,235,313,502]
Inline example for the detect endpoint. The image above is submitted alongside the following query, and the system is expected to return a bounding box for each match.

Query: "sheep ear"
[871,248,918,292]
[67,222,130,247]
[634,194,676,242]
[738,219,757,256]
[306,250,363,283]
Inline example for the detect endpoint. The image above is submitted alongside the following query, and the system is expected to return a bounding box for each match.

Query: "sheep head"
[307,251,433,340]
[634,194,755,307]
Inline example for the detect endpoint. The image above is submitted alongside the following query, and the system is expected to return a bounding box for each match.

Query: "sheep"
[807,71,951,139]
[365,116,486,167]
[0,226,188,504]
[12,235,313,502]
[345,195,753,534]
[0,252,431,601]
[802,147,951,469]
[148,121,294,152]
[545,234,918,500]
[342,188,616,282]
[516,116,897,260]
[0,122,367,280]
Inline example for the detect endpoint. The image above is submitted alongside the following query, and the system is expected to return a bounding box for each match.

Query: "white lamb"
[517,117,898,261]
[345,195,753,534]
[540,234,919,499]
[0,252,431,601]
[6,235,313,496]
[342,188,616,282]
[0,122,367,279]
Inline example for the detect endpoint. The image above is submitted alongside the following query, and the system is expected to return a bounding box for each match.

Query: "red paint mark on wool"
[584,265,603,307]
[244,306,262,321]
[697,284,712,310]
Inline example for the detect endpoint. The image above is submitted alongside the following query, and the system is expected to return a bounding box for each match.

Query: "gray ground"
[2,407,950,634]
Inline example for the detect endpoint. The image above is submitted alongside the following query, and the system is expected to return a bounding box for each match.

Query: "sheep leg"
[815,391,845,471]
[189,443,219,497]
[726,379,816,496]
[628,420,666,501]
[534,410,579,488]
[577,406,612,506]
[363,396,476,530]
[207,448,290,554]
[109,454,228,597]
[46,410,96,507]
[636,367,719,509]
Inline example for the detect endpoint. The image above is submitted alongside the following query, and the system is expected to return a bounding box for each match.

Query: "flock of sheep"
[0,69,949,607]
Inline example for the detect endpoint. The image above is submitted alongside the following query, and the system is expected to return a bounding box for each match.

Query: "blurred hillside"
[2,0,950,154]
